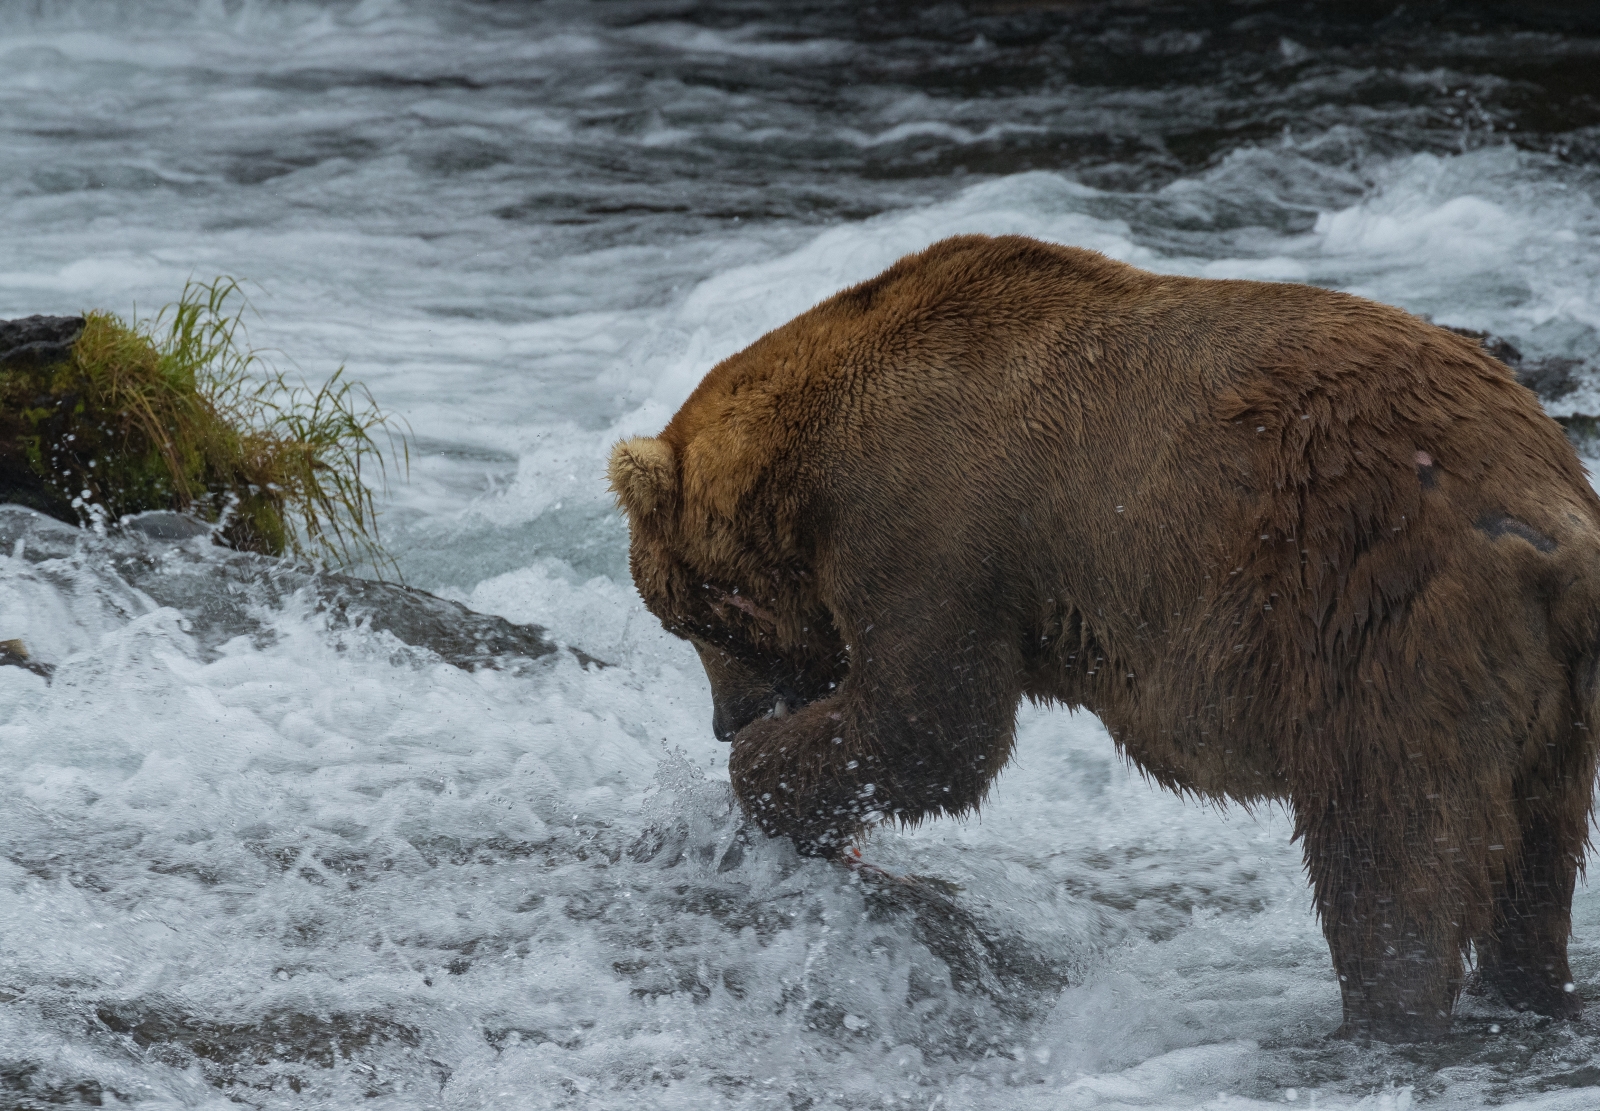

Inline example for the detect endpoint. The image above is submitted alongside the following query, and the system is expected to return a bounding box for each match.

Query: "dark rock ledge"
[0,505,602,680]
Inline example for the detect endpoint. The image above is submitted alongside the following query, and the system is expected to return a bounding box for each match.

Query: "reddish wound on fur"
[720,592,777,625]
[1415,450,1433,467]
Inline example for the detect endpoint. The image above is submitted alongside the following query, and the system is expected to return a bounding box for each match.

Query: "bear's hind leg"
[1476,738,1593,1020]
[1301,806,1469,1042]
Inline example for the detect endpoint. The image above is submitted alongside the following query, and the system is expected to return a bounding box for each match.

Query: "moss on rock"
[0,280,403,568]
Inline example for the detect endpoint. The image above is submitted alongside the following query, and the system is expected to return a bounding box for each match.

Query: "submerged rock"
[1444,325,1598,449]
[0,505,600,674]
[1444,325,1584,401]
[857,868,1070,1023]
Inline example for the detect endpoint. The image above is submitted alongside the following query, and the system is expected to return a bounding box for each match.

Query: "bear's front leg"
[728,620,1025,856]
[728,702,888,856]
[1477,756,1591,1020]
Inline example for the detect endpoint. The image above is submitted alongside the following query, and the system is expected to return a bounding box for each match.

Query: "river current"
[3,2,1600,1107]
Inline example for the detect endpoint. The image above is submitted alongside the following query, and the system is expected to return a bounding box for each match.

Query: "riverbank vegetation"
[0,279,404,570]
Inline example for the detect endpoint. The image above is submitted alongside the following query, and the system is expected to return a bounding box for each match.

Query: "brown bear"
[608,234,1600,1042]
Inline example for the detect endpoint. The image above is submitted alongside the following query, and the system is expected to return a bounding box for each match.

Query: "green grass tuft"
[2,278,406,571]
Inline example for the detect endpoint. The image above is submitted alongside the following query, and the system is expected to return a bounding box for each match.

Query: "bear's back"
[662,234,1600,693]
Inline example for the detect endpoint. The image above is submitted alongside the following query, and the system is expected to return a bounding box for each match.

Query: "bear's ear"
[608,436,678,519]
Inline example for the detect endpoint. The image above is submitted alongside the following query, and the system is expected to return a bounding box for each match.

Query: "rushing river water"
[3,2,1600,1107]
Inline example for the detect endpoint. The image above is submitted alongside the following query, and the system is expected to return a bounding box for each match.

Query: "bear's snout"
[712,695,759,743]
[694,638,835,742]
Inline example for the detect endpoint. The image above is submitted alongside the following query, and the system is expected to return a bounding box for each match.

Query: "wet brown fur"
[609,234,1600,1042]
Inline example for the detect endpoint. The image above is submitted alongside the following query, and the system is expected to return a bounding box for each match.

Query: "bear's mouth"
[714,686,813,742]
[766,676,823,720]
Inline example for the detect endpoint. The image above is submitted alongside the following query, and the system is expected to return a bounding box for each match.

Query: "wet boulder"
[0,314,85,373]
[0,505,600,677]
[0,315,87,522]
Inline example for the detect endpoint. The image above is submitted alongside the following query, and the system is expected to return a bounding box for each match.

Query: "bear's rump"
[1082,505,1599,810]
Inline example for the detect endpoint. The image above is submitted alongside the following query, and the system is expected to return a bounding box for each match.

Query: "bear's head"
[608,434,847,743]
